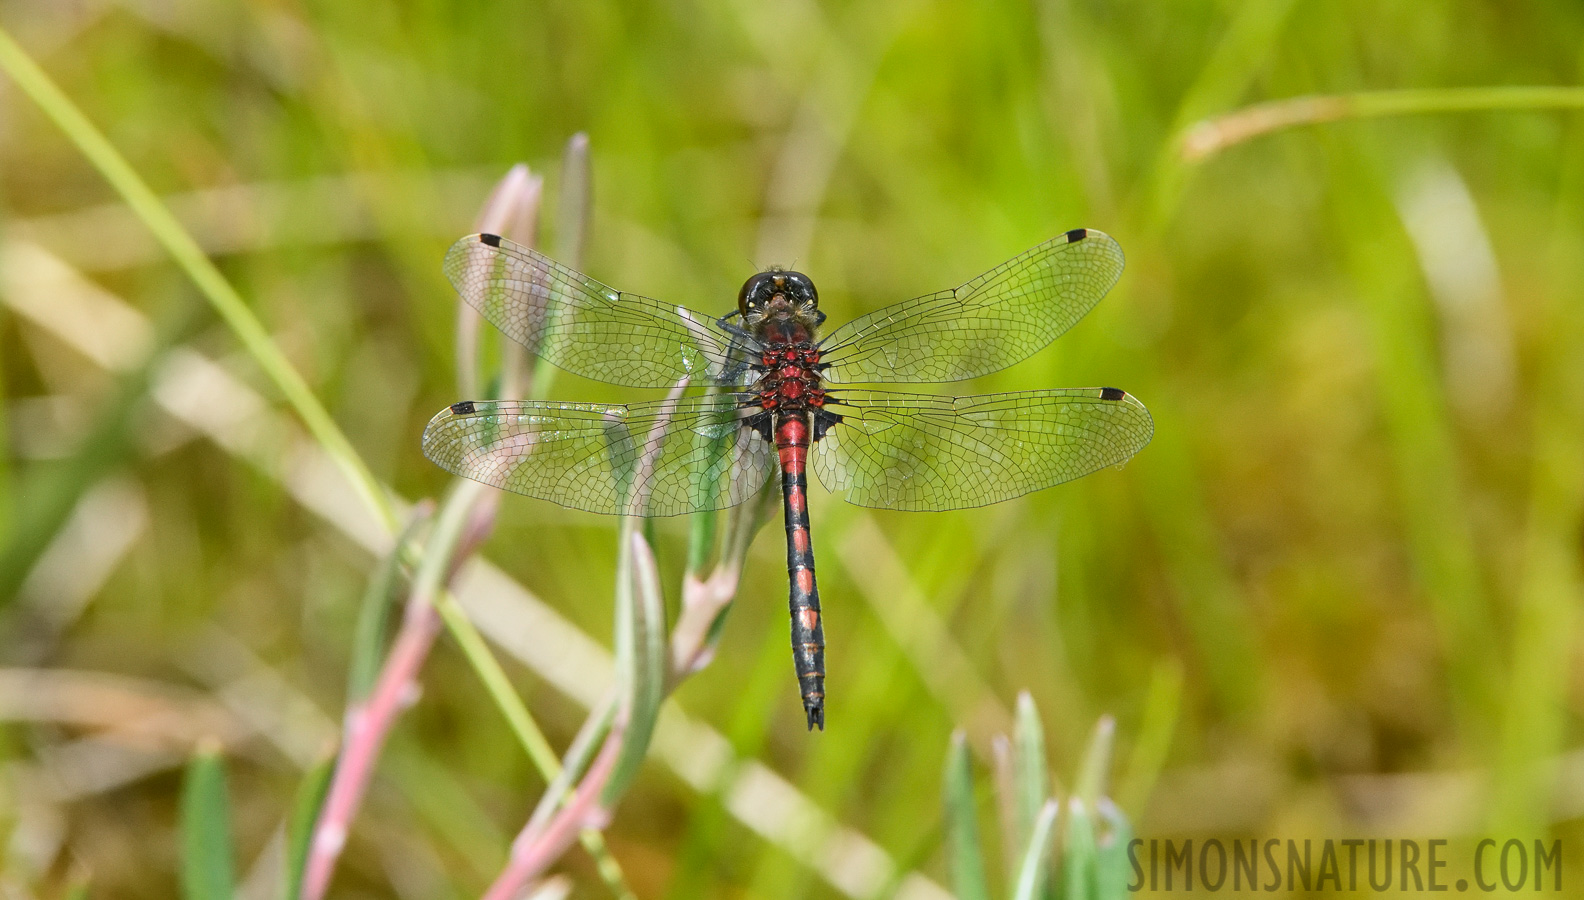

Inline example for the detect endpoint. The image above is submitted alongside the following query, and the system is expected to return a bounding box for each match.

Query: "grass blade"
[1117,661,1181,814]
[1058,799,1096,900]
[180,745,234,900]
[0,292,200,607]
[346,503,433,704]
[942,731,991,900]
[1093,799,1134,900]
[1011,692,1050,853]
[0,26,394,532]
[1009,799,1059,900]
[1073,716,1115,811]
[285,754,335,900]
[1182,86,1584,162]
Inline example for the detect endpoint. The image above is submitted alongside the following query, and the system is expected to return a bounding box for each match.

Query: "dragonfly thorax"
[754,339,827,415]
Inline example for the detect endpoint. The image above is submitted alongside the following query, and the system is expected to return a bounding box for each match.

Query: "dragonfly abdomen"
[775,412,826,731]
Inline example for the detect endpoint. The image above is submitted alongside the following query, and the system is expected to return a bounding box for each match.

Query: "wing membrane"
[812,387,1152,510]
[818,229,1125,384]
[444,234,758,388]
[422,394,775,517]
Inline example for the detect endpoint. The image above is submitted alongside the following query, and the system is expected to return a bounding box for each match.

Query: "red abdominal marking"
[776,418,810,477]
[794,567,815,595]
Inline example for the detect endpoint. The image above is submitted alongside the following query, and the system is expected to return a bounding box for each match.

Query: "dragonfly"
[422,228,1153,730]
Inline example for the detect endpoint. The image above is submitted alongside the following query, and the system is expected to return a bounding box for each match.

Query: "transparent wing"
[445,234,759,388]
[812,387,1152,511]
[422,394,775,517]
[818,229,1125,384]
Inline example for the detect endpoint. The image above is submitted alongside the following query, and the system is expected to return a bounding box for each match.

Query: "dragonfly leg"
[716,313,754,342]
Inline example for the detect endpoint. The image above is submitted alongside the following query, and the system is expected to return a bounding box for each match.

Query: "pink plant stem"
[481,722,626,900]
[301,163,541,900]
[671,564,742,677]
[302,594,443,900]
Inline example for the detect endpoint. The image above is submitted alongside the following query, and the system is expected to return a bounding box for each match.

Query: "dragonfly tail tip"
[805,704,824,731]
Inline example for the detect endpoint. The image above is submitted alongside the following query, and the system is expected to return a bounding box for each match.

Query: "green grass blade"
[941,731,991,900]
[1010,799,1058,900]
[1093,800,1134,900]
[1058,799,1096,900]
[0,37,591,853]
[1073,716,1115,811]
[1012,693,1050,851]
[1117,661,1181,815]
[1010,692,1053,899]
[0,296,200,606]
[180,746,234,900]
[285,754,335,900]
[0,27,394,533]
[346,504,433,704]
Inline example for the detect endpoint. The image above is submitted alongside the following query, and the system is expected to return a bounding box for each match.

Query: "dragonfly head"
[738,268,819,326]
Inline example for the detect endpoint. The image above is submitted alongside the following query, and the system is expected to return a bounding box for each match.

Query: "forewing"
[422,394,775,517]
[444,234,758,388]
[818,229,1124,384]
[812,388,1152,511]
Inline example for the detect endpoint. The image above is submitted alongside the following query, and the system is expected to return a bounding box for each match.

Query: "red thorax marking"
[758,338,826,413]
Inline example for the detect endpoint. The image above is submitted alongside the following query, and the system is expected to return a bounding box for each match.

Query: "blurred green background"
[2,0,1583,897]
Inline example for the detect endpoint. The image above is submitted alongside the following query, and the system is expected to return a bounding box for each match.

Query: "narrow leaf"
[556,132,592,270]
[180,745,234,900]
[1074,715,1116,810]
[942,731,992,900]
[0,27,394,530]
[1011,693,1050,858]
[1118,660,1182,814]
[1009,799,1059,900]
[1093,799,1135,900]
[1059,798,1098,900]
[346,504,432,704]
[285,753,335,900]
[992,734,1020,880]
[602,526,667,804]
[529,131,593,399]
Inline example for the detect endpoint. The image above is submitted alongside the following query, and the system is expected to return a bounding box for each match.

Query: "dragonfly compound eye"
[781,271,818,308]
[738,271,777,317]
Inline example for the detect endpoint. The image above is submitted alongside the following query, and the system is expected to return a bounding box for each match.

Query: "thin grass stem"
[0,27,395,532]
[1182,86,1584,161]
